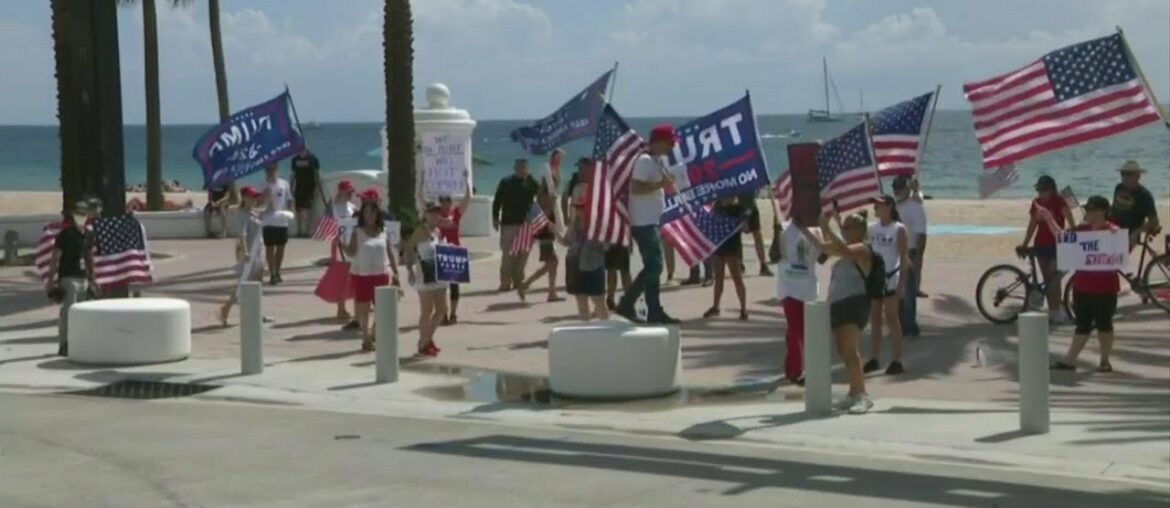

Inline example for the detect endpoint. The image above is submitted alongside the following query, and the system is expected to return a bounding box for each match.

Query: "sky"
[1,0,1168,125]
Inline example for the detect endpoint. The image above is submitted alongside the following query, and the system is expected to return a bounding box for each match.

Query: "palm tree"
[51,0,83,211]
[209,0,230,121]
[384,0,416,226]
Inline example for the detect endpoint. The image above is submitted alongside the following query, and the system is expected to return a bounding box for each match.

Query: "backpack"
[853,245,888,299]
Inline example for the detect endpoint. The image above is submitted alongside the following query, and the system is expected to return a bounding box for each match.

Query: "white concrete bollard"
[803,301,832,416]
[1018,312,1050,434]
[240,282,263,374]
[375,286,399,383]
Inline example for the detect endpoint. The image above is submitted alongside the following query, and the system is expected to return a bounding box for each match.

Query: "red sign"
[787,143,822,228]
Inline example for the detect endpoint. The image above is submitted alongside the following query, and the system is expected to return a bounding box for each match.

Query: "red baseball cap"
[649,124,678,144]
[239,186,261,199]
[337,179,355,193]
[359,188,381,203]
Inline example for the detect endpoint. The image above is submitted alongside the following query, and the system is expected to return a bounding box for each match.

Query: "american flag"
[511,203,551,255]
[312,215,339,242]
[91,215,154,288]
[661,204,745,267]
[978,164,1020,199]
[34,221,83,278]
[773,171,792,218]
[586,104,645,245]
[963,33,1162,169]
[815,122,882,214]
[871,91,935,178]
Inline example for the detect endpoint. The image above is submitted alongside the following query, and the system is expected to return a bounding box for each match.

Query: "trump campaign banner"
[193,92,305,189]
[662,94,769,222]
[510,69,613,155]
[435,244,471,283]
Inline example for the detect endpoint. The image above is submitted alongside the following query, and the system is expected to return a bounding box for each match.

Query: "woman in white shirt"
[404,203,451,357]
[338,199,400,352]
[866,195,912,376]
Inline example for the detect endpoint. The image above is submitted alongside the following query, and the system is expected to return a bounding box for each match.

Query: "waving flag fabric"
[193,91,305,189]
[871,91,935,177]
[661,204,745,268]
[511,203,551,255]
[586,104,645,246]
[815,122,881,214]
[510,70,613,155]
[963,33,1162,169]
[312,215,340,242]
[977,164,1020,199]
[774,171,792,218]
[92,215,154,288]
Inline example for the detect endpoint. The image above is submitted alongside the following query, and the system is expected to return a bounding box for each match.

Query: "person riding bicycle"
[1020,175,1075,326]
[1110,160,1161,252]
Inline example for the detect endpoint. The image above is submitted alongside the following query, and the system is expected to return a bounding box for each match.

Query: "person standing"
[740,192,774,277]
[438,175,472,324]
[406,203,450,357]
[703,196,750,320]
[291,148,321,238]
[521,150,566,302]
[615,124,681,325]
[492,159,540,292]
[204,180,235,238]
[865,195,910,375]
[1110,160,1161,251]
[46,201,98,356]
[1019,175,1075,326]
[330,180,359,326]
[893,176,929,335]
[218,186,265,327]
[561,197,609,321]
[261,164,293,285]
[341,199,401,352]
[778,218,824,385]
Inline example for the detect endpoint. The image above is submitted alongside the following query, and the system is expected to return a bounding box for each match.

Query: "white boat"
[807,58,845,122]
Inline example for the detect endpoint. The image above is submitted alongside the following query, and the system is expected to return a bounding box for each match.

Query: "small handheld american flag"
[312,215,340,242]
[511,203,551,255]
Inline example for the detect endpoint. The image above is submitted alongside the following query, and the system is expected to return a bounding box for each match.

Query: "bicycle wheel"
[1141,253,1170,313]
[976,264,1030,324]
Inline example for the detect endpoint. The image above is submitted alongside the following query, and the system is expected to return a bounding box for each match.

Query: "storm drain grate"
[64,380,221,400]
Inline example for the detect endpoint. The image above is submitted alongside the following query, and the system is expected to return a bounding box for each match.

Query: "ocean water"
[1,111,1167,199]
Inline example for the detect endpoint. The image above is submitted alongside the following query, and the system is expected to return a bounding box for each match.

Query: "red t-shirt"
[1072,222,1122,295]
[1030,195,1068,247]
[438,208,462,246]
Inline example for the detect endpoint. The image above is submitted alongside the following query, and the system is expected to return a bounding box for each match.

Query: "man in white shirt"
[614,124,680,324]
[893,175,927,336]
[261,163,294,285]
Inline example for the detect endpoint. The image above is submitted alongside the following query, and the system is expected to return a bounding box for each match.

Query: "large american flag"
[661,204,745,268]
[963,33,1162,169]
[871,91,935,177]
[92,215,154,288]
[586,104,644,245]
[34,221,88,278]
[511,203,551,255]
[817,122,882,214]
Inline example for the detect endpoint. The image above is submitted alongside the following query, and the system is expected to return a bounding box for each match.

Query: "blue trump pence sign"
[435,245,471,283]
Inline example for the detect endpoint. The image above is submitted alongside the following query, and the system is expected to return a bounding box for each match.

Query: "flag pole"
[915,85,943,189]
[1116,26,1170,128]
[606,61,620,105]
[863,113,884,195]
[286,83,346,261]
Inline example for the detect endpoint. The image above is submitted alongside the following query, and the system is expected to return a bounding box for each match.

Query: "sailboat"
[807,58,845,122]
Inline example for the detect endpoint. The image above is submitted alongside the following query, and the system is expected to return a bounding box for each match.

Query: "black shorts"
[714,233,743,258]
[536,229,557,262]
[1073,291,1117,334]
[830,294,871,331]
[605,245,630,271]
[262,226,289,246]
[294,187,316,210]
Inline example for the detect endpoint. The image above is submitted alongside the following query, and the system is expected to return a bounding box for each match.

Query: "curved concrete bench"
[548,322,681,399]
[68,298,191,365]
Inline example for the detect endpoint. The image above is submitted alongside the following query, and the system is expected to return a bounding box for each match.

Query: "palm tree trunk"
[52,0,82,214]
[384,0,416,225]
[209,0,230,121]
[143,0,163,211]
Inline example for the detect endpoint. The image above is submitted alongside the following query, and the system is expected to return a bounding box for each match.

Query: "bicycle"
[975,246,1072,324]
[1062,231,1170,317]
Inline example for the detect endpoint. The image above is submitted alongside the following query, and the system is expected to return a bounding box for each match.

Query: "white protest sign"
[337,218,358,246]
[421,132,470,198]
[1056,229,1128,272]
[385,220,402,248]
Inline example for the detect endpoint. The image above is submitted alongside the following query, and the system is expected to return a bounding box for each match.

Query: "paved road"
[1,394,1166,508]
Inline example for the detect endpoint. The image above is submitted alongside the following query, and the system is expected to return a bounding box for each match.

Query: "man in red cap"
[614,124,681,324]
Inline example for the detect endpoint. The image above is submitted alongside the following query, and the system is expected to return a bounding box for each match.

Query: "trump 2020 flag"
[193,92,305,189]
[662,94,769,222]
[435,244,470,283]
[510,70,613,155]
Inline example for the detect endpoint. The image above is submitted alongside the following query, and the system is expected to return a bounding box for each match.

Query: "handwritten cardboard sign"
[421,132,470,198]
[1056,229,1128,272]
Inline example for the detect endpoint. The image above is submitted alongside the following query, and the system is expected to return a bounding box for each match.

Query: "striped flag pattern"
[977,164,1020,199]
[815,122,882,214]
[871,91,935,177]
[511,203,551,255]
[963,33,1162,169]
[312,215,340,242]
[586,104,644,246]
[773,171,792,218]
[91,215,154,288]
[34,220,96,278]
[661,204,745,268]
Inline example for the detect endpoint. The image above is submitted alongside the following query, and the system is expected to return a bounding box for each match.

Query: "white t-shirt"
[262,178,292,227]
[778,222,822,302]
[331,200,357,220]
[868,220,906,288]
[628,154,666,226]
[897,193,927,249]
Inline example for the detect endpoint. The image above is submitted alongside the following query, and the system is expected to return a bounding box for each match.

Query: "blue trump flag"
[193,92,305,189]
[509,70,613,155]
[435,244,470,283]
[662,94,769,222]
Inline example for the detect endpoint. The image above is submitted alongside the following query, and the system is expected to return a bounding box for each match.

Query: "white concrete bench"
[68,298,191,365]
[548,322,681,399]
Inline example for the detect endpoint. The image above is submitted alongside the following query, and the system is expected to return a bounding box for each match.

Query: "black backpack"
[854,245,888,299]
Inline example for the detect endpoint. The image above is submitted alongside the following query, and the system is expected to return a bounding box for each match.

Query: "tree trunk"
[52,0,82,215]
[209,0,230,121]
[144,0,163,211]
[384,0,416,226]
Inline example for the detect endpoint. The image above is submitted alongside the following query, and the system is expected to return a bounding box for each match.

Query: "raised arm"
[457,173,473,215]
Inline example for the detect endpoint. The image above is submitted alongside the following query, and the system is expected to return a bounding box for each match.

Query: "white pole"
[375,286,399,383]
[240,282,263,374]
[1018,312,1050,434]
[803,301,832,415]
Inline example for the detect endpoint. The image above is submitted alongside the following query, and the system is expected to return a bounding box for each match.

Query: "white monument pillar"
[410,83,491,237]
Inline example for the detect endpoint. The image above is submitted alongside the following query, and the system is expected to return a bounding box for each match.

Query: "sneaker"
[848,395,874,415]
[680,277,701,286]
[792,375,805,387]
[702,307,720,319]
[262,316,276,324]
[269,275,278,286]
[1050,360,1076,371]
[834,395,857,410]
[701,278,714,287]
[342,320,360,331]
[614,304,642,323]
[863,359,880,373]
[885,361,905,375]
[648,314,681,325]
